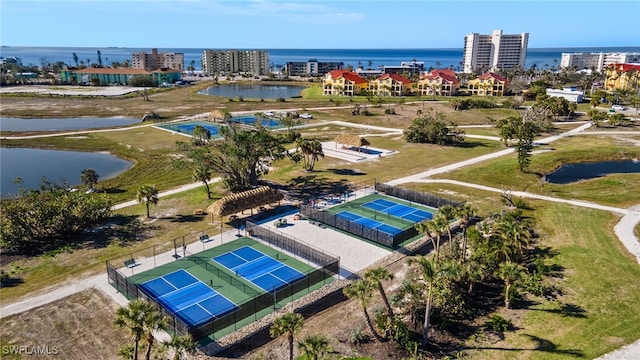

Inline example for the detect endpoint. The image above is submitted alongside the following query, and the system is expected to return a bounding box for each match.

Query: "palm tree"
[437,206,456,247]
[415,214,448,262]
[363,267,394,316]
[495,218,532,262]
[456,204,478,263]
[295,138,324,172]
[496,261,523,309]
[270,312,305,360]
[193,164,212,199]
[407,255,436,348]
[137,184,159,218]
[114,300,156,360]
[343,280,384,342]
[297,333,331,360]
[191,125,210,145]
[162,334,197,360]
[80,168,100,190]
[141,308,168,360]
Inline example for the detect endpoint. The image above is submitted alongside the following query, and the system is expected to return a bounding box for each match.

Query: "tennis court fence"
[375,183,464,209]
[299,204,418,247]
[106,226,340,340]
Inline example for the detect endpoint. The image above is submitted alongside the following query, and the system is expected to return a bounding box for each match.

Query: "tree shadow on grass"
[166,214,205,223]
[327,168,367,176]
[468,334,585,357]
[456,140,491,149]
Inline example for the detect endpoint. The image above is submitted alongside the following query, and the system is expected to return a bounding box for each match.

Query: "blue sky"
[1,0,639,49]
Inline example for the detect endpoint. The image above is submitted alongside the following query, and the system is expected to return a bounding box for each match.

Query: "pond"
[197,84,306,99]
[0,117,141,132]
[545,160,640,184]
[0,148,133,198]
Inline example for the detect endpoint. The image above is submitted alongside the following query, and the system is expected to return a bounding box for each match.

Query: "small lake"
[0,148,133,198]
[0,117,140,132]
[197,84,306,99]
[545,160,640,184]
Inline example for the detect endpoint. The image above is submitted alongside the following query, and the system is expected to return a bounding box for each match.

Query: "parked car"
[264,111,275,116]
[612,105,625,111]
[299,113,313,119]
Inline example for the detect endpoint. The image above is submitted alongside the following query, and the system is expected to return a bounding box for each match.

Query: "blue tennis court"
[212,246,304,292]
[363,198,433,223]
[158,121,222,136]
[229,116,282,128]
[139,269,238,327]
[336,211,403,235]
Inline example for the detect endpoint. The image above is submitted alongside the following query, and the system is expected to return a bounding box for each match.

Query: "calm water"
[0,148,133,198]
[197,84,306,99]
[0,117,140,132]
[3,46,640,71]
[545,160,640,184]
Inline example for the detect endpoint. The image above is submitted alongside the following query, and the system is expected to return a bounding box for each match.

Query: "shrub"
[486,314,512,332]
[348,326,370,345]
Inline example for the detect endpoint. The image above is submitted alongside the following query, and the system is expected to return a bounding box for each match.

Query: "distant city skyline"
[1,0,639,49]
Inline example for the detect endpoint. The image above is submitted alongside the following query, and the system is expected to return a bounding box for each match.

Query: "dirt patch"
[0,288,130,359]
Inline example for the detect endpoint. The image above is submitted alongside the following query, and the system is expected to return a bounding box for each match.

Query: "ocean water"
[2,46,640,71]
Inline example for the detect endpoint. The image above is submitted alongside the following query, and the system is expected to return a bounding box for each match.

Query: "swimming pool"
[157,121,222,137]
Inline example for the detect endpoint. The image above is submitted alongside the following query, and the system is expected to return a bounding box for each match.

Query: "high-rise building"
[462,29,528,73]
[131,48,184,72]
[560,52,640,72]
[201,50,269,76]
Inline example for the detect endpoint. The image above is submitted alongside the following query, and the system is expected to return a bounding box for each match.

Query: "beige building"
[467,72,508,96]
[322,70,368,96]
[416,69,460,96]
[561,52,640,72]
[463,29,528,73]
[201,49,269,76]
[604,63,640,92]
[369,73,413,96]
[131,48,184,72]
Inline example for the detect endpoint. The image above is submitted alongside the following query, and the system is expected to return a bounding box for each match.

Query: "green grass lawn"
[431,135,640,208]
[467,203,640,359]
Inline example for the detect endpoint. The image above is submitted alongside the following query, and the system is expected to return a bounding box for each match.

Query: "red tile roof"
[328,70,367,84]
[377,73,412,84]
[422,70,459,84]
[609,63,640,72]
[479,72,508,82]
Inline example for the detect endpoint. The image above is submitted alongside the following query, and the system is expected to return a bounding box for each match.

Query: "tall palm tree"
[297,333,331,360]
[142,309,168,360]
[114,300,156,360]
[270,312,305,360]
[162,334,197,360]
[295,138,324,172]
[415,214,448,262]
[496,261,523,309]
[496,218,532,262]
[343,280,384,342]
[456,204,477,263]
[137,184,159,218]
[437,206,456,247]
[363,267,394,316]
[80,168,100,190]
[407,255,436,348]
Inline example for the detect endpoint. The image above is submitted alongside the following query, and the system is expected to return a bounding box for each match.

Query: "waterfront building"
[560,52,640,72]
[284,59,343,76]
[322,70,368,96]
[131,48,184,72]
[604,63,640,92]
[462,29,528,73]
[467,72,508,96]
[416,69,460,96]
[369,73,413,97]
[381,61,425,77]
[0,56,22,66]
[201,49,269,76]
[546,87,584,103]
[59,67,181,86]
[355,68,384,78]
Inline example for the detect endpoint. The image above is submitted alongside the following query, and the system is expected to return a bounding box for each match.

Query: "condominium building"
[560,52,640,72]
[369,73,413,97]
[285,59,343,76]
[462,29,528,73]
[322,70,368,96]
[467,72,509,96]
[201,49,269,76]
[59,67,181,86]
[416,69,460,96]
[131,48,184,72]
[604,63,640,92]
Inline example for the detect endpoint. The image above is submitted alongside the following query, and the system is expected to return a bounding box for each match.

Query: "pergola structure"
[206,186,284,221]
[334,134,370,153]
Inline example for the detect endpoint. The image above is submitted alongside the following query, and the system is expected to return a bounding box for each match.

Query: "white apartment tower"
[560,52,640,72]
[462,29,529,73]
[201,49,270,76]
[131,48,184,72]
